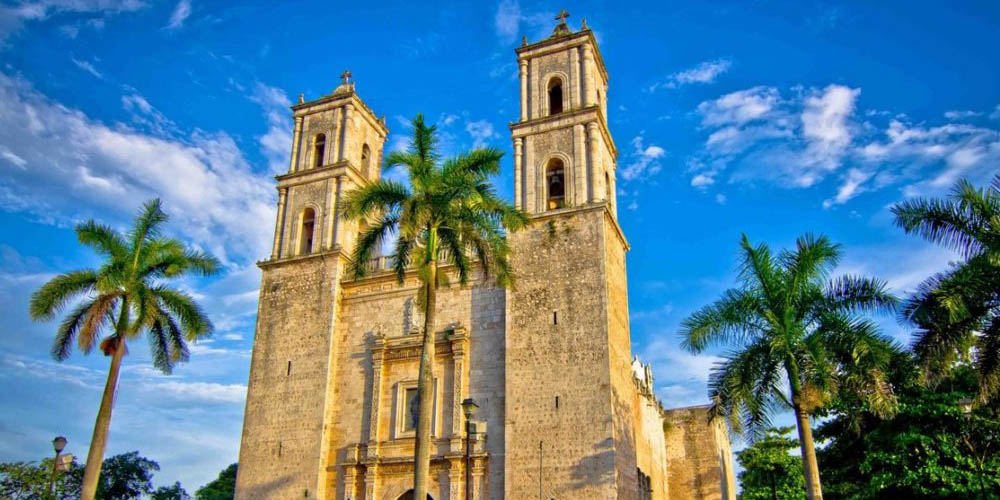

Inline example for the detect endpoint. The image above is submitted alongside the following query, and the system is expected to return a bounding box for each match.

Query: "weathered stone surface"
[235,21,735,500]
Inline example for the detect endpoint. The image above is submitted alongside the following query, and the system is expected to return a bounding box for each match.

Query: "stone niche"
[339,323,489,500]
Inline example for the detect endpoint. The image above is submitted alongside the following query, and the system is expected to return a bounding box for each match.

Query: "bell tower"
[510,9,618,218]
[505,12,641,500]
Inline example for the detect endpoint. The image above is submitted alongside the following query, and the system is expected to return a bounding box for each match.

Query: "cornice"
[515,29,608,83]
[509,105,618,159]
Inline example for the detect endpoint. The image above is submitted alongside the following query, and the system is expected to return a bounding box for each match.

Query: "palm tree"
[892,174,1000,401]
[29,199,219,500]
[680,234,898,500]
[342,114,527,499]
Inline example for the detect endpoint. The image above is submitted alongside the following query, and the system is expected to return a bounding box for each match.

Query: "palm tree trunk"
[413,257,438,500]
[794,404,823,500]
[79,335,126,500]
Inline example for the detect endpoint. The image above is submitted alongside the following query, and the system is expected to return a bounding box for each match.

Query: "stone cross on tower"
[340,69,352,84]
[555,9,569,23]
[552,9,571,36]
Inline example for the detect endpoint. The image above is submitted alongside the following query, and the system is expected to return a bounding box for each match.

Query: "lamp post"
[958,397,987,500]
[461,398,479,500]
[48,436,67,499]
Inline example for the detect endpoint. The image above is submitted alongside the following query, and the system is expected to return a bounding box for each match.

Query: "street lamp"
[959,397,974,415]
[49,436,67,498]
[461,398,479,500]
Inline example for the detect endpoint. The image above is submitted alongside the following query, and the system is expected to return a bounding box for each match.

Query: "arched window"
[299,208,315,255]
[548,77,563,115]
[361,143,371,177]
[546,158,565,210]
[313,134,326,168]
[396,490,434,500]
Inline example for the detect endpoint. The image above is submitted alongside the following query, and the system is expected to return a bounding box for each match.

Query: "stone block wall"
[663,406,736,500]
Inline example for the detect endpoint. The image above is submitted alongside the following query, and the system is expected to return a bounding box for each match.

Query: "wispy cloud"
[0,0,146,44]
[621,134,665,181]
[165,0,191,30]
[71,57,103,79]
[465,119,497,147]
[648,59,732,92]
[493,0,554,44]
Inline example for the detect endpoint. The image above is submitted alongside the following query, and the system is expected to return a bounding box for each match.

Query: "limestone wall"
[235,254,343,500]
[504,206,620,499]
[663,406,736,500]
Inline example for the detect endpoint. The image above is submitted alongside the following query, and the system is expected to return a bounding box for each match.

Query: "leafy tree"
[342,114,527,498]
[194,463,236,500]
[151,481,190,500]
[94,452,158,500]
[0,456,82,500]
[892,174,1000,400]
[819,364,1000,500]
[28,199,219,500]
[736,426,806,500]
[680,234,899,500]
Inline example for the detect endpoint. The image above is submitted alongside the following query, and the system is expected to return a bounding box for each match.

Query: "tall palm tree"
[680,234,898,500]
[342,114,527,499]
[892,174,1000,401]
[29,199,219,500]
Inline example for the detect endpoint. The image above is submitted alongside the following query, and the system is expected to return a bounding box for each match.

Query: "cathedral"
[234,14,735,500]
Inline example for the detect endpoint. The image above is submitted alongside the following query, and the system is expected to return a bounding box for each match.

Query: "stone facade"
[235,17,735,500]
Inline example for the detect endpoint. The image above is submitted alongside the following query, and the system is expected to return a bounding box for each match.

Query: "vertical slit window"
[299,208,315,255]
[548,78,563,115]
[313,133,326,168]
[546,158,565,210]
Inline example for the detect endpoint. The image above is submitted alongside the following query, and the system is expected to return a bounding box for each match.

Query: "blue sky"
[0,0,997,491]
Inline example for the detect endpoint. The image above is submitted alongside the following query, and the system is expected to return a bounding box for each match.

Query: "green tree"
[342,114,527,498]
[94,452,158,500]
[194,464,236,500]
[737,427,806,500]
[151,482,190,500]
[28,199,219,500]
[680,234,899,500]
[892,174,1000,400]
[818,364,1000,500]
[0,456,82,500]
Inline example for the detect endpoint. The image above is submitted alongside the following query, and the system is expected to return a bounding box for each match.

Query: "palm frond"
[51,299,94,361]
[153,286,212,339]
[129,198,168,253]
[75,220,128,261]
[892,195,984,258]
[29,270,98,320]
[824,275,897,316]
[348,214,400,280]
[680,289,765,352]
[341,180,410,221]
[79,293,119,353]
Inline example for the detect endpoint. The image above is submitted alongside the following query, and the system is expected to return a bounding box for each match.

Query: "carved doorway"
[396,490,434,500]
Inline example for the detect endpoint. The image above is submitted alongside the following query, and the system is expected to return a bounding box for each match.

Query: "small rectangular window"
[555,396,560,408]
[286,360,292,376]
[553,311,558,325]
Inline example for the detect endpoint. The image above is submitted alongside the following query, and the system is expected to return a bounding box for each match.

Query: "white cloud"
[71,57,103,79]
[465,119,497,147]
[649,59,731,92]
[621,135,665,181]
[0,71,276,265]
[944,110,981,120]
[990,104,1000,121]
[493,0,554,44]
[823,168,872,208]
[165,0,190,30]
[156,381,246,403]
[715,193,726,204]
[0,0,146,43]
[697,86,780,127]
[690,173,714,188]
[249,82,293,174]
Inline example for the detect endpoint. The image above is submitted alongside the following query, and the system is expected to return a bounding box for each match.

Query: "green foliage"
[194,463,236,500]
[341,114,528,288]
[29,198,220,373]
[0,456,82,500]
[679,233,899,436]
[736,427,806,500]
[818,365,1000,500]
[151,482,190,500]
[93,452,158,500]
[892,174,1000,400]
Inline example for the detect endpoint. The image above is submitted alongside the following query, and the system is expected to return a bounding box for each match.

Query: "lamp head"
[461,398,479,420]
[958,397,974,415]
[52,436,67,453]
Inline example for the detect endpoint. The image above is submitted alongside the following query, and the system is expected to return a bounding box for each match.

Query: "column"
[573,124,586,205]
[288,116,303,173]
[330,176,343,249]
[324,179,337,250]
[569,46,580,109]
[513,138,523,210]
[367,341,384,459]
[518,60,528,121]
[339,103,354,162]
[329,106,342,166]
[524,136,535,213]
[270,188,288,259]
[609,164,617,217]
[582,44,596,107]
[343,467,360,500]
[529,58,539,119]
[470,460,485,500]
[363,467,378,500]
[282,189,295,257]
[448,460,464,500]
[587,122,600,201]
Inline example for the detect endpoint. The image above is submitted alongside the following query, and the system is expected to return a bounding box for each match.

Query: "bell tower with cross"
[505,12,642,500]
